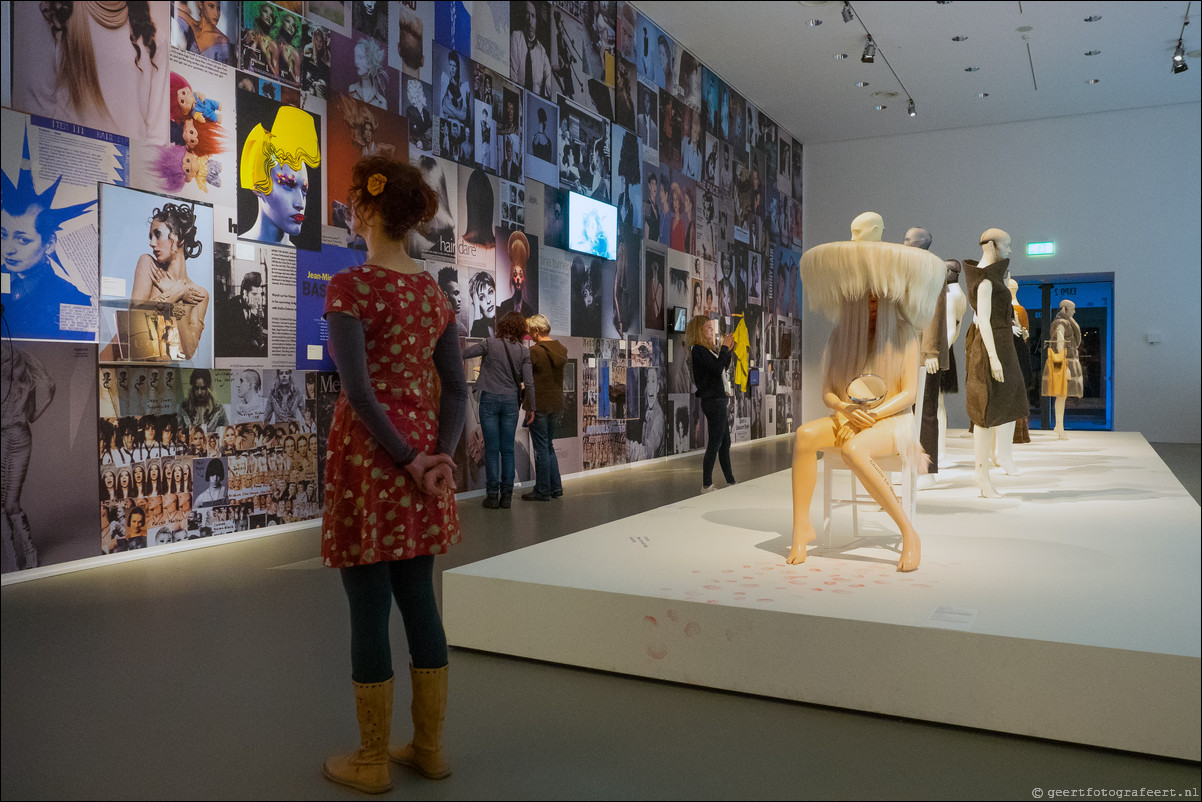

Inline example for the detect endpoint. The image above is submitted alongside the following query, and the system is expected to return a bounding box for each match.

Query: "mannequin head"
[903,226,932,250]
[850,212,883,242]
[1006,277,1019,301]
[1058,299,1076,317]
[978,228,1011,263]
[945,259,962,284]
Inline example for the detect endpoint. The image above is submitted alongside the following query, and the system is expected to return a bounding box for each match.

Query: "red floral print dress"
[321,265,459,567]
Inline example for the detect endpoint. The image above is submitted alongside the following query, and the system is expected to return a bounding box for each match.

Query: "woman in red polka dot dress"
[320,156,467,794]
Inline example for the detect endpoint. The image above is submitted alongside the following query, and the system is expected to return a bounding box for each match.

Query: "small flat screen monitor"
[567,191,617,261]
[670,306,687,333]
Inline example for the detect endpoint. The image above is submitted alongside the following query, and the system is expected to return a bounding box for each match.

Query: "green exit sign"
[1027,241,1055,256]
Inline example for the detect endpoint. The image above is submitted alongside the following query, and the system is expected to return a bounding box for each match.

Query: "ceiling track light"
[861,35,876,64]
[907,98,916,117]
[1171,2,1192,74]
[842,1,854,23]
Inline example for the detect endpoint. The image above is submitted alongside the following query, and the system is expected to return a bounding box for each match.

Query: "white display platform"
[444,431,1201,760]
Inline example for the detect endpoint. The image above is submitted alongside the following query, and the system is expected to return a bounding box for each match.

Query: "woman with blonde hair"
[522,314,567,501]
[686,314,734,493]
[348,35,389,109]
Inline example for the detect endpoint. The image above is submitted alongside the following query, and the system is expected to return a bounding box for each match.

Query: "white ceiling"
[632,0,1202,145]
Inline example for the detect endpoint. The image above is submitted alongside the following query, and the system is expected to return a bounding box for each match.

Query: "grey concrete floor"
[2,436,1198,800]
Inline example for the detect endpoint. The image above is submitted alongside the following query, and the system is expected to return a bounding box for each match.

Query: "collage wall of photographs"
[2,1,804,574]
[96,367,322,554]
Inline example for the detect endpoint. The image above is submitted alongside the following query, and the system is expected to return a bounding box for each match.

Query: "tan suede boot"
[323,676,393,794]
[390,665,451,779]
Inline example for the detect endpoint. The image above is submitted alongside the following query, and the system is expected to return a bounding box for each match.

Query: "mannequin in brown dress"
[964,229,1027,498]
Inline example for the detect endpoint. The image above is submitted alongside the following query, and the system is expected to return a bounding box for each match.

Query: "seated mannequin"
[788,212,945,572]
[964,229,1028,497]
[1042,299,1084,439]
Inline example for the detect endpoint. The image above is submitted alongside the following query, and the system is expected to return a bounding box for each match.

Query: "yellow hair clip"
[366,173,387,196]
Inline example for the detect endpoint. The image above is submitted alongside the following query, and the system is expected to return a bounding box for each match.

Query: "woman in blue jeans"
[522,314,568,501]
[686,315,735,492]
[462,311,534,508]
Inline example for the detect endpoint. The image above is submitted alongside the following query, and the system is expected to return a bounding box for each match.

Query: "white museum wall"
[801,102,1202,444]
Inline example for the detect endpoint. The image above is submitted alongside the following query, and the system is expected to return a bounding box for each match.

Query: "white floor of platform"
[444,431,1201,760]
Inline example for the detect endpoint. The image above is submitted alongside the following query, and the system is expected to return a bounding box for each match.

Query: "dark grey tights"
[339,557,448,682]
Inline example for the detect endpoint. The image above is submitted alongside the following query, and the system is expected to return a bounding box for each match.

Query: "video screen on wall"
[567,191,617,261]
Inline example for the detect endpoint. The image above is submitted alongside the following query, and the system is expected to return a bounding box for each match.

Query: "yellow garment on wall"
[732,316,750,392]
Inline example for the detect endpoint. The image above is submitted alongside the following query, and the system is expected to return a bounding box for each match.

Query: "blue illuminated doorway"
[1014,273,1114,431]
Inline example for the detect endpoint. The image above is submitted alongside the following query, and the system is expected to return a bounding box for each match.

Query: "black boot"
[499,492,512,509]
[482,493,500,509]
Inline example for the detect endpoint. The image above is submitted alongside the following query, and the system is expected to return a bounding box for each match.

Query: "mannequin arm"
[975,282,1004,382]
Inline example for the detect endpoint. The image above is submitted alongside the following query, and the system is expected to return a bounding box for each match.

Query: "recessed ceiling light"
[965,66,980,72]
[1087,78,1100,84]
[951,35,968,42]
[1084,15,1102,22]
[806,19,823,27]
[834,53,848,59]
[977,92,990,98]
[1084,50,1101,56]
[871,90,898,98]
[874,105,887,110]
[856,81,870,87]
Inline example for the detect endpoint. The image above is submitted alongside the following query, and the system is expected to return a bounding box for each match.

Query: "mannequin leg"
[996,421,1018,475]
[786,417,838,565]
[1053,396,1069,439]
[840,428,921,572]
[973,426,1001,498]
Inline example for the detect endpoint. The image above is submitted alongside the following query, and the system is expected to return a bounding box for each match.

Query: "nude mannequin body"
[787,213,943,573]
[971,229,1018,498]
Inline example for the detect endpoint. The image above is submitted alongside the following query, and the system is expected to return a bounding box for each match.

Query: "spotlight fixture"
[964,66,980,72]
[1087,79,1100,84]
[874,105,887,111]
[856,81,870,87]
[1084,50,1101,56]
[1170,3,1192,75]
[806,19,822,27]
[907,98,916,116]
[951,35,968,42]
[861,35,876,64]
[1084,15,1102,22]
[842,1,854,23]
[977,92,990,97]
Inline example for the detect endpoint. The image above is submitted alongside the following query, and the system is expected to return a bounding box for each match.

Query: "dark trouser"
[529,411,562,496]
[919,370,942,473]
[700,396,734,487]
[339,557,448,683]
